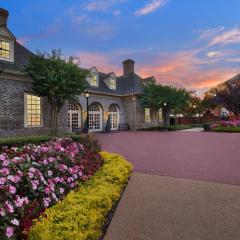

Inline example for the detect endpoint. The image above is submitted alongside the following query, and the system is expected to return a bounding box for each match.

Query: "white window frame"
[109,77,116,90]
[0,38,14,63]
[24,93,43,128]
[88,67,99,87]
[145,108,151,123]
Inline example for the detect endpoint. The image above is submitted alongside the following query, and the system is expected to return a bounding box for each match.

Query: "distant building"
[0,8,160,137]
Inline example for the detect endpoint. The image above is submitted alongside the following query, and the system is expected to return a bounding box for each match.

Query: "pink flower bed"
[210,120,240,129]
[0,138,102,239]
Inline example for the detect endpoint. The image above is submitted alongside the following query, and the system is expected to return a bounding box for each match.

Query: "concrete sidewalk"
[180,127,204,132]
[104,173,240,240]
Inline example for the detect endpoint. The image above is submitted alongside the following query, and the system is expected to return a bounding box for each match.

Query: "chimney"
[122,59,135,76]
[0,8,9,27]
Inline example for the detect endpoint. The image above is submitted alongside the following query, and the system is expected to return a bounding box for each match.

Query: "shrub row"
[28,152,133,240]
[140,124,202,131]
[0,134,101,153]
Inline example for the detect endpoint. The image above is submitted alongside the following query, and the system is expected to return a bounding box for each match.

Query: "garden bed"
[0,137,102,239]
[28,152,132,240]
[205,120,240,132]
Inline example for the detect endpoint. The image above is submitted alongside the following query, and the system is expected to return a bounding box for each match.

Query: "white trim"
[24,93,43,128]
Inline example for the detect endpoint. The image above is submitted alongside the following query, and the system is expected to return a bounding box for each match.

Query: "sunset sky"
[3,0,240,94]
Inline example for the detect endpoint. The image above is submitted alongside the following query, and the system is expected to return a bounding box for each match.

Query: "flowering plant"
[210,120,240,129]
[0,138,102,239]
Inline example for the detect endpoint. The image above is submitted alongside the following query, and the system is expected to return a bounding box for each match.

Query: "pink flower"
[0,177,6,185]
[0,154,6,161]
[31,181,38,190]
[2,160,10,166]
[11,218,19,226]
[40,147,49,153]
[48,170,53,177]
[15,196,24,208]
[0,208,6,216]
[60,188,64,194]
[28,172,34,178]
[44,187,51,194]
[5,201,14,213]
[5,226,14,238]
[0,168,9,175]
[9,185,16,194]
[48,157,55,162]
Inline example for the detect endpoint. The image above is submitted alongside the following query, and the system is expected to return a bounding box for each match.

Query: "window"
[145,108,151,123]
[0,40,10,59]
[109,77,116,90]
[159,108,163,121]
[88,68,99,87]
[25,94,42,127]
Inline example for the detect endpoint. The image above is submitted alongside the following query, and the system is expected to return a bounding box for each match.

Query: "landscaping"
[140,124,203,131]
[0,136,132,239]
[209,120,240,132]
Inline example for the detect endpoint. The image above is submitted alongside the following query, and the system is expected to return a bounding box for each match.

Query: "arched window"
[108,104,119,130]
[89,103,102,132]
[68,102,81,132]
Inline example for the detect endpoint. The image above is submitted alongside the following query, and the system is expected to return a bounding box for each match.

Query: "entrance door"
[108,105,119,131]
[68,102,81,132]
[89,103,102,132]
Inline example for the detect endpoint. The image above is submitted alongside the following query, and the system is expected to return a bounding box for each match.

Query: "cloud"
[198,26,225,41]
[135,0,169,16]
[84,0,126,12]
[209,28,240,46]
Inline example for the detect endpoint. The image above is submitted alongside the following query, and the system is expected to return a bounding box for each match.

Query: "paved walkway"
[105,173,240,240]
[95,131,240,240]
[180,127,204,132]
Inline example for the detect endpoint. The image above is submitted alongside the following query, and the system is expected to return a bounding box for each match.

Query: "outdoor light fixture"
[85,92,90,134]
[163,102,167,106]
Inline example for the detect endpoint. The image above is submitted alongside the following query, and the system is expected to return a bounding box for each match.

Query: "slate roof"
[0,41,34,72]
[1,41,152,97]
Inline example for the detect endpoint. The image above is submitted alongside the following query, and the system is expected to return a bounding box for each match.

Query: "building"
[0,8,160,137]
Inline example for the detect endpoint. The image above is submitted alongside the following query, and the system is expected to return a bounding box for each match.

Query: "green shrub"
[211,126,240,132]
[28,152,133,240]
[203,123,211,131]
[0,134,101,152]
[139,124,199,131]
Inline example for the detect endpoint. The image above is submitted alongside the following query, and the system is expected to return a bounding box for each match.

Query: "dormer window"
[87,67,99,87]
[109,77,116,90]
[0,40,10,59]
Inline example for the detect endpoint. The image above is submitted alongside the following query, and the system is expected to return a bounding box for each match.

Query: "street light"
[163,102,167,128]
[85,92,90,134]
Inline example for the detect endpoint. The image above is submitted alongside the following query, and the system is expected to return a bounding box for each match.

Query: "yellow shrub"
[28,152,133,240]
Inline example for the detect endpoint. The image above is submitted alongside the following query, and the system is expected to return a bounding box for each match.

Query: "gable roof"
[0,41,34,72]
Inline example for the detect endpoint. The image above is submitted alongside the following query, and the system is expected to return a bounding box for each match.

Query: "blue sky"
[2,0,240,94]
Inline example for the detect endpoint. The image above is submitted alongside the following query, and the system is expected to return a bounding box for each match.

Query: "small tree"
[25,49,88,136]
[207,81,240,119]
[141,83,190,126]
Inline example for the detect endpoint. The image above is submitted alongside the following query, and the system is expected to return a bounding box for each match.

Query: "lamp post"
[85,92,90,134]
[163,102,167,128]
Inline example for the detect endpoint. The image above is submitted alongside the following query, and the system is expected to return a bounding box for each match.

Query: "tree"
[207,81,240,119]
[141,83,190,126]
[183,95,204,123]
[25,49,88,136]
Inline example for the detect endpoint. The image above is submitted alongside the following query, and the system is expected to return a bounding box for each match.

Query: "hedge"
[0,134,101,152]
[28,152,133,240]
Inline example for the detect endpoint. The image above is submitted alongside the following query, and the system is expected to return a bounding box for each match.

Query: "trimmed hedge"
[140,124,203,131]
[28,152,133,240]
[211,126,240,132]
[0,134,101,152]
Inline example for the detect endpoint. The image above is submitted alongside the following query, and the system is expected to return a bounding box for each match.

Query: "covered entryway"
[68,102,81,132]
[89,103,103,132]
[108,104,119,131]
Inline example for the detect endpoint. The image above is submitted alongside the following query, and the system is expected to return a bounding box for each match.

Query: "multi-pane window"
[145,108,151,123]
[25,94,42,127]
[68,102,81,132]
[159,108,163,121]
[89,103,102,131]
[109,77,116,90]
[108,105,119,130]
[0,40,10,59]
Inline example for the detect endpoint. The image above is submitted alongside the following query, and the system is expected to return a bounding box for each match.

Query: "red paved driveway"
[95,131,240,185]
